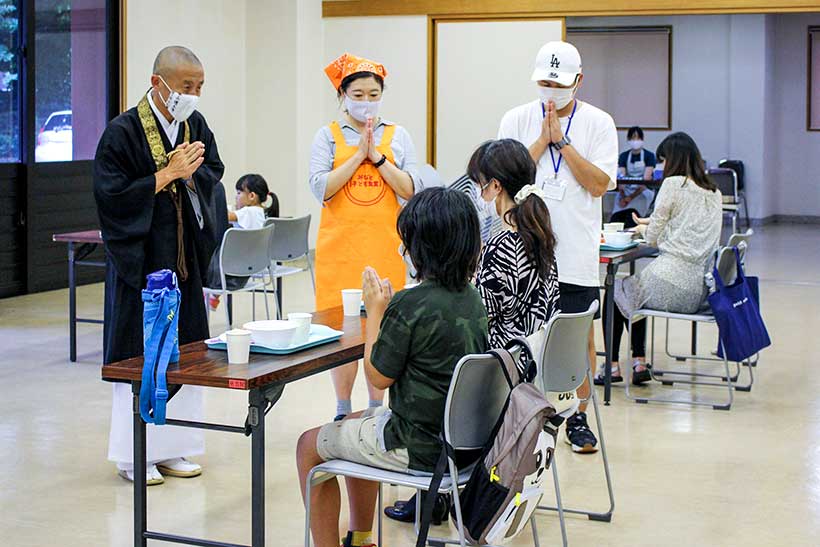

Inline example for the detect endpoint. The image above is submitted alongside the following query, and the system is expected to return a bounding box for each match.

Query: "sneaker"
[118,464,164,486]
[593,366,622,386]
[565,412,599,454]
[156,457,202,478]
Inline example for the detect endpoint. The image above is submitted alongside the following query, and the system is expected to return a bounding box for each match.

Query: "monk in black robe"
[94,46,227,483]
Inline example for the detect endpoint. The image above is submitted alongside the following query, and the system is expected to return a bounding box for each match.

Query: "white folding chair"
[624,245,755,411]
[202,224,275,329]
[304,353,541,547]
[530,302,614,547]
[263,215,314,318]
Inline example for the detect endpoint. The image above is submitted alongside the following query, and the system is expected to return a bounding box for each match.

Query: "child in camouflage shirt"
[297,187,489,547]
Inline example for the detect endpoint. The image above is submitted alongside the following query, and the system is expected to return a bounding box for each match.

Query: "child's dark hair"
[337,71,385,98]
[656,132,716,192]
[627,126,644,140]
[397,187,481,291]
[236,173,280,217]
[467,139,557,279]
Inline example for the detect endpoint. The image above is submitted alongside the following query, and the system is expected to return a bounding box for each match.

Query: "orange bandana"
[324,53,388,91]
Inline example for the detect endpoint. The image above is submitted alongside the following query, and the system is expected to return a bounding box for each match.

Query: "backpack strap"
[504,336,538,383]
[415,439,455,547]
[488,348,518,389]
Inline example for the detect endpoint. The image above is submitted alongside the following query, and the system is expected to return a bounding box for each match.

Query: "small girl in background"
[206,174,280,311]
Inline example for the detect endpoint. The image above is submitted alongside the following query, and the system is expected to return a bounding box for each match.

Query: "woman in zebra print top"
[468,139,560,353]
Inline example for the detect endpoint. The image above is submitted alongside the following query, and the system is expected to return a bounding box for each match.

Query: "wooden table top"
[53,230,103,244]
[600,244,658,265]
[101,307,366,390]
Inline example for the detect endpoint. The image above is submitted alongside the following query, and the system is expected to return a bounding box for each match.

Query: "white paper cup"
[225,329,252,364]
[603,222,625,232]
[287,312,313,345]
[341,289,363,316]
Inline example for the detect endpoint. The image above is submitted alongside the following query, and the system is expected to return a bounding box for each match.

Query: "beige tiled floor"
[0,224,818,546]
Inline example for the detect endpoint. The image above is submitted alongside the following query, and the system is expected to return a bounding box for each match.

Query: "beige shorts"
[317,407,410,473]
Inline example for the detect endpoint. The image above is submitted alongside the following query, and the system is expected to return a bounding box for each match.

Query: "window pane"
[0,0,20,163]
[567,28,671,129]
[35,0,107,162]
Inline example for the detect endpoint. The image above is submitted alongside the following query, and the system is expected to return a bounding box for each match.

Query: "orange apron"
[315,121,406,311]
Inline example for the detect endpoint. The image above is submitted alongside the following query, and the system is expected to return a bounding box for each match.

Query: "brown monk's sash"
[137,95,192,281]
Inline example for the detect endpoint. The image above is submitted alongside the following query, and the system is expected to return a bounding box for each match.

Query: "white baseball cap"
[531,41,582,86]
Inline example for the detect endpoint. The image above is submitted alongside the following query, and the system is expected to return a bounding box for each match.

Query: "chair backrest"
[536,301,599,395]
[715,242,748,285]
[443,353,512,450]
[264,215,311,262]
[726,228,753,250]
[707,168,738,202]
[219,224,275,277]
[418,164,444,189]
[718,158,745,190]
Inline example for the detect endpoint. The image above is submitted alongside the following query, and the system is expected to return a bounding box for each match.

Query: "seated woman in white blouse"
[597,132,722,385]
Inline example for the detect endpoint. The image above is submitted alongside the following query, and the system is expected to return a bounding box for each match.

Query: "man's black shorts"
[558,282,601,319]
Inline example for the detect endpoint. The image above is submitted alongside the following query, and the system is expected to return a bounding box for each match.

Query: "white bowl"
[602,231,633,246]
[242,320,299,349]
[603,222,625,232]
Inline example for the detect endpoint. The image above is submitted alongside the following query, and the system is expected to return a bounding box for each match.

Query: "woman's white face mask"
[344,95,381,122]
[538,84,576,110]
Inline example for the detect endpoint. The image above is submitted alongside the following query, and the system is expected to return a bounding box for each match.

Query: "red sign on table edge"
[228,379,247,389]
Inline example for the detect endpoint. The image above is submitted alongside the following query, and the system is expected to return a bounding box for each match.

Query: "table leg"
[249,389,266,547]
[276,277,283,320]
[604,264,618,405]
[132,382,147,547]
[69,242,77,362]
[691,322,698,356]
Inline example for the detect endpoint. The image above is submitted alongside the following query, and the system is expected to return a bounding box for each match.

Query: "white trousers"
[108,382,205,468]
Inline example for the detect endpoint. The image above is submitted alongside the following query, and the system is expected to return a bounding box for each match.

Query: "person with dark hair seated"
[385,139,563,525]
[612,126,656,228]
[296,187,488,547]
[595,132,722,385]
[309,53,422,422]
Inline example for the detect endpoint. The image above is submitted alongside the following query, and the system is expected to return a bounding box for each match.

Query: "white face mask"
[629,140,644,151]
[159,76,199,123]
[538,84,576,110]
[344,95,381,122]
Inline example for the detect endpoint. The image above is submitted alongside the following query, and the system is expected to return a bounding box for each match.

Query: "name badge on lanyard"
[542,101,577,202]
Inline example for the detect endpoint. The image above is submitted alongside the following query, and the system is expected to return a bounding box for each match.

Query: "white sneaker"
[118,464,165,486]
[156,457,202,478]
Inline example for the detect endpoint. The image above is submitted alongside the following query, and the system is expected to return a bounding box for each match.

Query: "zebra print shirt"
[476,230,560,351]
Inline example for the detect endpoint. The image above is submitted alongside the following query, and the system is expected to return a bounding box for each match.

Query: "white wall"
[126,0,247,190]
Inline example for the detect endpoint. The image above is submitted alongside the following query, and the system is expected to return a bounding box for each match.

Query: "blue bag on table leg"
[708,248,771,362]
[140,269,181,425]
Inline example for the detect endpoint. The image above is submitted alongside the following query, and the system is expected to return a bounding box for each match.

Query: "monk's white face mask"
[159,75,199,123]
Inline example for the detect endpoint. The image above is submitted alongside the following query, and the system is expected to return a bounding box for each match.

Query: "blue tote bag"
[140,269,181,425]
[708,248,771,362]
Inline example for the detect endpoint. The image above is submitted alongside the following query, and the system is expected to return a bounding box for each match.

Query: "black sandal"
[631,363,652,385]
[593,367,623,385]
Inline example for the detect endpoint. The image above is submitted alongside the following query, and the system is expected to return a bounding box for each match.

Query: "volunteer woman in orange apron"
[308,53,420,420]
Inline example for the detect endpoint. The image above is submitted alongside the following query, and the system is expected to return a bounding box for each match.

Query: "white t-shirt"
[233,206,266,230]
[498,100,618,287]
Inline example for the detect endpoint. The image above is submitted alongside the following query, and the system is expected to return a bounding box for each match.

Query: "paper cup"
[341,289,363,316]
[287,312,313,345]
[226,329,251,364]
[603,222,625,232]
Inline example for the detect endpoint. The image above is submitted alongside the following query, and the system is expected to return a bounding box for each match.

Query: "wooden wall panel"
[0,165,26,298]
[323,0,820,17]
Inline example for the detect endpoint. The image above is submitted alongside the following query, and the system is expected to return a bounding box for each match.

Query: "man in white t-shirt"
[499,41,618,453]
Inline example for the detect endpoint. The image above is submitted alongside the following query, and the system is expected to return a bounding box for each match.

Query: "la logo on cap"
[550,54,560,69]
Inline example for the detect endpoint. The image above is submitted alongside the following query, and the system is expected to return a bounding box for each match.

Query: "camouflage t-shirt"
[371,280,489,472]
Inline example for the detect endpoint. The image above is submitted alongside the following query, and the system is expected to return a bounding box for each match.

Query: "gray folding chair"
[263,215,314,318]
[531,301,614,547]
[202,224,275,329]
[708,168,742,236]
[304,353,541,547]
[624,245,755,411]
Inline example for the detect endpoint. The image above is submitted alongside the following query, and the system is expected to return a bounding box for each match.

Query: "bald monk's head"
[150,46,205,122]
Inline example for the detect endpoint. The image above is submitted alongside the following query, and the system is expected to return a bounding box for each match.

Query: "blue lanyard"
[545,100,578,179]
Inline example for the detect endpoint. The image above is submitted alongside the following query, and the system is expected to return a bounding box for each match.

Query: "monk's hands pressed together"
[157,141,205,192]
[362,266,393,318]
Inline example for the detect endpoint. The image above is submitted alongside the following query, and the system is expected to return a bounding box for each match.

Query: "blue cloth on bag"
[140,270,181,425]
[708,248,771,362]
